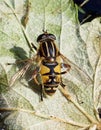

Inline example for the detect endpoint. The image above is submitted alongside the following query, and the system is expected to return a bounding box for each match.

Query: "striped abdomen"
[40,58,61,96]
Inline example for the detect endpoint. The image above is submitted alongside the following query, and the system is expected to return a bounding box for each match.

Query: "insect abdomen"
[40,58,61,96]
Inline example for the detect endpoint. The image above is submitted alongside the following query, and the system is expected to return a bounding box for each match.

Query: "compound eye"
[37,33,56,42]
[48,34,56,41]
[37,34,45,42]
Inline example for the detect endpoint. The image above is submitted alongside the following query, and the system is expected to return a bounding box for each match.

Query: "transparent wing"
[9,62,31,87]
[60,53,92,83]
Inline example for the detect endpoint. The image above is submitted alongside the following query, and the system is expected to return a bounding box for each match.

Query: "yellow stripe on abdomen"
[40,63,50,83]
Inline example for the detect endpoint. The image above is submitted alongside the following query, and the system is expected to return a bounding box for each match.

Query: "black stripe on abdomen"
[44,84,58,96]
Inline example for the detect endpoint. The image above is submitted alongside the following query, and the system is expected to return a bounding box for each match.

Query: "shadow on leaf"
[9,46,42,100]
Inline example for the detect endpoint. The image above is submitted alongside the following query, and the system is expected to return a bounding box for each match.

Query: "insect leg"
[60,80,66,88]
[29,67,40,85]
[29,68,44,101]
[57,55,71,88]
[39,73,45,101]
[29,57,42,83]
[59,62,71,88]
[60,63,71,74]
[40,84,44,101]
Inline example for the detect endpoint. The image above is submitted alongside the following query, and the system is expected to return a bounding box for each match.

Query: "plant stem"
[0,107,89,128]
[4,0,36,53]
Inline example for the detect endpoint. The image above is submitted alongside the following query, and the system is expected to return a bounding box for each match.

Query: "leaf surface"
[0,0,101,130]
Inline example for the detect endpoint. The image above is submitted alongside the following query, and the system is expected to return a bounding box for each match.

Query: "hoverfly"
[9,31,71,101]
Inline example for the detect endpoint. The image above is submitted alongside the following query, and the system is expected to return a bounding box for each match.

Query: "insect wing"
[9,63,31,87]
[60,53,92,83]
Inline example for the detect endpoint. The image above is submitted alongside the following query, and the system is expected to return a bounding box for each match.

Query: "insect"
[9,31,71,101]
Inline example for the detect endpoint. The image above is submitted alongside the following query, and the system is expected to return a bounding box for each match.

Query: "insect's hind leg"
[40,84,44,101]
[60,81,66,88]
[33,71,44,101]
[58,62,71,89]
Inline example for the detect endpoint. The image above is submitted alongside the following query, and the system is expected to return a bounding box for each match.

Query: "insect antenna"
[42,29,48,34]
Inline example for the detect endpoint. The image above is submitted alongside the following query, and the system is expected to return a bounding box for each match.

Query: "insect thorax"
[37,40,59,58]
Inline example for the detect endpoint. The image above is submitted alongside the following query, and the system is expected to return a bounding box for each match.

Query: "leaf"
[0,0,101,130]
[0,64,8,93]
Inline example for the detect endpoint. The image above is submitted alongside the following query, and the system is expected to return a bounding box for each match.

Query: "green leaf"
[0,0,101,130]
[0,64,9,93]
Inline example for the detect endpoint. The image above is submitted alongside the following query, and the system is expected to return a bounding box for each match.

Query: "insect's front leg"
[29,60,44,101]
[33,72,44,101]
[30,56,43,84]
[38,73,45,101]
[40,84,44,101]
[30,67,40,85]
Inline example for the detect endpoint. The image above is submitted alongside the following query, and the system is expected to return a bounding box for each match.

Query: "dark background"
[73,0,101,24]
